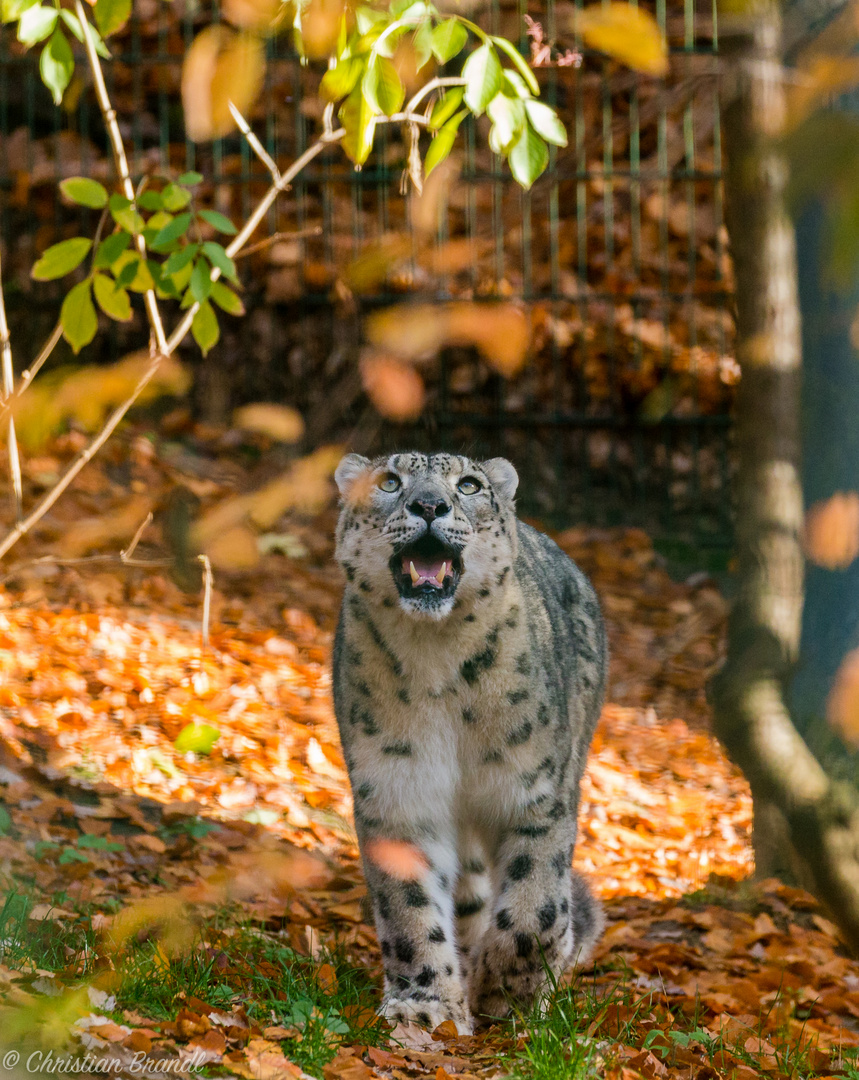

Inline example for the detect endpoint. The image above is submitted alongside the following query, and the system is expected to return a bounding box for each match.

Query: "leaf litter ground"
[0,429,856,1080]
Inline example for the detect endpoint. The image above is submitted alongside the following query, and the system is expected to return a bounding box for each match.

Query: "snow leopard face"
[334,451,519,619]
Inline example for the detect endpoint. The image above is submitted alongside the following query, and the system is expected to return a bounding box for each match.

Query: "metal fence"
[0,0,734,550]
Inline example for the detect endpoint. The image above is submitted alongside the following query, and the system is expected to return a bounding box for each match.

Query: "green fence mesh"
[0,0,734,548]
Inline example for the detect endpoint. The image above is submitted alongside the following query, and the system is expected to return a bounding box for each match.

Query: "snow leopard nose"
[408,496,451,522]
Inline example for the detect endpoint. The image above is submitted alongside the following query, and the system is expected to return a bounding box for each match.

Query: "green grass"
[0,881,845,1080]
[0,885,387,1075]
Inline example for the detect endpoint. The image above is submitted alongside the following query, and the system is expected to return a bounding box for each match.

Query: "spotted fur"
[332,452,607,1032]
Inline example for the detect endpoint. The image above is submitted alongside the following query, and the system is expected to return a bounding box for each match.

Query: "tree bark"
[712,0,859,951]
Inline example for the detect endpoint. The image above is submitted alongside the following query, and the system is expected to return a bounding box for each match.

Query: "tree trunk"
[712,0,859,951]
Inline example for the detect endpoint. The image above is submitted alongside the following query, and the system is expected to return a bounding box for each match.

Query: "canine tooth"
[435,562,447,584]
[409,561,420,585]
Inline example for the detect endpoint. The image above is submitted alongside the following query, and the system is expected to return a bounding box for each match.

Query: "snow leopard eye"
[457,477,482,495]
[378,474,401,493]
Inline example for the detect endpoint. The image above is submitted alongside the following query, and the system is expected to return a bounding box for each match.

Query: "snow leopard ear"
[482,458,519,502]
[335,454,372,496]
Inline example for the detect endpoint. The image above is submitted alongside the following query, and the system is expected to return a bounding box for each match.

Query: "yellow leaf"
[575,3,667,76]
[786,57,859,128]
[233,402,305,443]
[205,525,260,570]
[192,446,343,548]
[361,355,425,420]
[300,0,345,59]
[803,492,859,570]
[222,0,281,30]
[182,27,266,141]
[366,302,531,377]
[446,302,530,377]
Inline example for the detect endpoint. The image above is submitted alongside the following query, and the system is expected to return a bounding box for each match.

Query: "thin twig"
[0,320,63,429]
[164,123,347,354]
[74,0,167,354]
[19,322,63,394]
[198,554,212,651]
[0,353,162,561]
[405,77,467,115]
[0,251,23,522]
[121,511,153,561]
[0,552,170,586]
[234,227,323,259]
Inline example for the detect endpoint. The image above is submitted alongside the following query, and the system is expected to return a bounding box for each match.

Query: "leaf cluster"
[32,174,244,355]
[315,0,566,187]
[0,0,129,103]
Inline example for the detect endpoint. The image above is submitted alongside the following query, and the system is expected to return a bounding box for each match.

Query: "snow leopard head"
[334,451,519,620]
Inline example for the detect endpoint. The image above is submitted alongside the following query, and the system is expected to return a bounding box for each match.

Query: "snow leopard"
[332,451,607,1033]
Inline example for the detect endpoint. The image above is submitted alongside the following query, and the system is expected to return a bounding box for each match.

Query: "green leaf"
[93,0,130,37]
[199,209,237,235]
[340,83,377,165]
[425,109,467,176]
[31,237,92,281]
[362,56,405,117]
[108,193,145,233]
[58,10,109,57]
[174,721,220,755]
[18,4,56,45]
[76,834,123,852]
[162,244,199,277]
[178,171,203,186]
[210,280,245,316]
[94,231,131,269]
[201,241,238,284]
[58,846,89,864]
[191,300,220,356]
[429,86,464,130]
[508,122,548,189]
[524,99,567,147]
[150,212,192,251]
[144,210,173,235]
[0,806,11,835]
[190,258,212,303]
[137,190,163,212]
[491,35,539,95]
[112,251,155,292]
[321,56,364,102]
[487,91,525,154]
[413,19,434,70]
[1,0,38,23]
[93,272,132,321]
[462,43,502,116]
[60,278,97,353]
[60,177,108,209]
[161,183,191,212]
[431,18,467,64]
[355,5,387,35]
[502,69,532,99]
[39,26,73,104]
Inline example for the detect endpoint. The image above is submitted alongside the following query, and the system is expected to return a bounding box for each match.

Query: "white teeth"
[435,562,447,585]
[409,561,420,585]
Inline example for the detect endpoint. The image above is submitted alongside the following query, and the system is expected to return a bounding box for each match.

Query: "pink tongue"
[402,555,446,586]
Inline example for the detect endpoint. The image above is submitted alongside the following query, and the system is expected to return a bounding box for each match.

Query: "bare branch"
[0,251,23,522]
[20,322,63,395]
[198,554,213,651]
[121,511,154,562]
[0,352,162,562]
[234,227,323,260]
[74,0,167,354]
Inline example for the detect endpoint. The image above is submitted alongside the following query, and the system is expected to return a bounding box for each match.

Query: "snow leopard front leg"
[469,819,601,1022]
[358,823,473,1034]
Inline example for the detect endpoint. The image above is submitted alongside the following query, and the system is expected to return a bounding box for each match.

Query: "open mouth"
[390,533,463,604]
